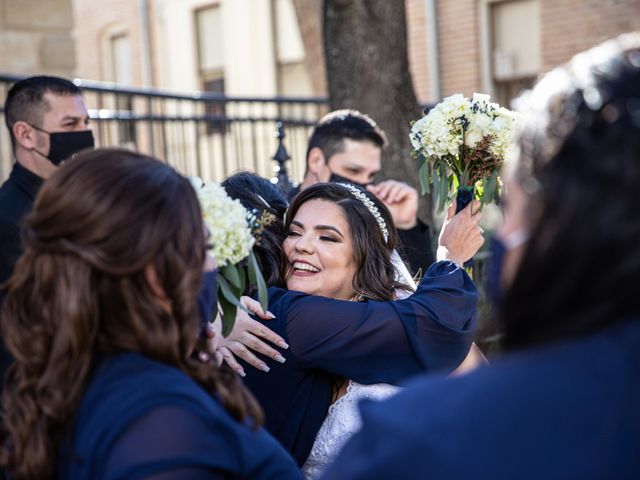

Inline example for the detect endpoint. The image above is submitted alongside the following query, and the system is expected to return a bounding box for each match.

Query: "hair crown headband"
[338,183,389,243]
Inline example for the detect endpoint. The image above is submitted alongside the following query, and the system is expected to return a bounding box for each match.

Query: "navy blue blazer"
[322,319,640,480]
[242,260,477,465]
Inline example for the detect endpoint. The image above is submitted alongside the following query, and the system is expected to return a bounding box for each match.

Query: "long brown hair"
[0,148,261,478]
[285,183,411,301]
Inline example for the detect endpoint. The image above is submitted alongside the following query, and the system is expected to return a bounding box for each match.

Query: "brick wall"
[408,0,484,103]
[407,0,431,103]
[436,0,481,99]
[541,0,640,72]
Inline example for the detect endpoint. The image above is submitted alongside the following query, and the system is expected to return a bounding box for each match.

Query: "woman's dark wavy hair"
[285,182,411,301]
[221,171,288,287]
[501,34,640,349]
[0,149,261,479]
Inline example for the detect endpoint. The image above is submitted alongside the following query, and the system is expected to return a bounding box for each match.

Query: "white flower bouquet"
[410,93,518,212]
[191,177,268,336]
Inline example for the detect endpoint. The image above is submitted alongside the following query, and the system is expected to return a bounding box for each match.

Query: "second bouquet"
[410,93,518,213]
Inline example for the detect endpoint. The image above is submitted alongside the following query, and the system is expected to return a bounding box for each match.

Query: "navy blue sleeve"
[283,260,477,384]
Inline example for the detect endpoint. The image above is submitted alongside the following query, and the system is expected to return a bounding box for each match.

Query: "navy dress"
[58,353,302,480]
[242,260,477,465]
[321,319,640,480]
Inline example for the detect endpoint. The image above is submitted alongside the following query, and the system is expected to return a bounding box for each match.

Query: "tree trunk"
[292,0,327,96]
[323,0,432,225]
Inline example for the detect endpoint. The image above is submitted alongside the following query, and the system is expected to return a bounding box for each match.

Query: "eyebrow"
[345,163,380,175]
[291,220,344,239]
[60,115,89,122]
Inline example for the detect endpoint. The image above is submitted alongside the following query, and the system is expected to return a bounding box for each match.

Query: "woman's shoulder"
[380,321,640,421]
[73,353,221,436]
[65,352,302,479]
[88,352,210,403]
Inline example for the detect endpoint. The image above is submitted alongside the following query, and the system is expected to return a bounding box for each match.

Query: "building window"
[109,32,135,144]
[490,0,540,106]
[196,5,226,134]
[273,0,313,96]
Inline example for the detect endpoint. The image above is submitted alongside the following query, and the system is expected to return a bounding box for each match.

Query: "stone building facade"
[0,0,76,77]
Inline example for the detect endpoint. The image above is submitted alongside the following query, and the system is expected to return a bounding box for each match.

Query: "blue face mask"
[486,229,528,309]
[197,269,218,333]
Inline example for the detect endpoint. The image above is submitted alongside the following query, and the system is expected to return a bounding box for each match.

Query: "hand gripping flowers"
[410,93,518,212]
[191,177,268,335]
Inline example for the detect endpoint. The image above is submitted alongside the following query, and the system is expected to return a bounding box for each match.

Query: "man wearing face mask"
[290,109,435,275]
[0,75,94,384]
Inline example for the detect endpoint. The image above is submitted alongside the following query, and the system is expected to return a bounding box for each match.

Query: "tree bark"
[323,0,432,224]
[292,0,327,96]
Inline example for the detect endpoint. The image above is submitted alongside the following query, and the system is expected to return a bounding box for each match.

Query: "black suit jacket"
[0,162,43,388]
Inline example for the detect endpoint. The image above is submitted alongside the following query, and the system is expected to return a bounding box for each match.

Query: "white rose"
[465,127,483,148]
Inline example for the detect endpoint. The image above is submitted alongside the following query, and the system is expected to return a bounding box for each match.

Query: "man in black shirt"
[289,109,434,275]
[0,75,94,382]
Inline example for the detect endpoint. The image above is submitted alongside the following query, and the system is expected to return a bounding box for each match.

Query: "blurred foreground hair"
[0,148,261,478]
[503,33,640,348]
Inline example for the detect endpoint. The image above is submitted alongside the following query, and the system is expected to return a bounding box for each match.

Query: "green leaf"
[217,274,245,310]
[432,166,442,212]
[221,264,242,289]
[248,250,269,312]
[418,156,430,195]
[218,293,237,337]
[438,166,449,213]
[481,170,498,207]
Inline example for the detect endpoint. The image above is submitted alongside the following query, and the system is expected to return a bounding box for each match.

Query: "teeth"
[293,262,320,273]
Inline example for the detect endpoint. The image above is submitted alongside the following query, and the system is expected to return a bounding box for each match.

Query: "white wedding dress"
[301,251,415,479]
[302,381,399,479]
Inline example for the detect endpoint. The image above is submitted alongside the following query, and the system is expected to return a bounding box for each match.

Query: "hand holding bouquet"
[410,93,518,212]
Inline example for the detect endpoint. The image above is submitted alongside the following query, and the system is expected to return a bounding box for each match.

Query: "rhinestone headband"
[338,183,389,243]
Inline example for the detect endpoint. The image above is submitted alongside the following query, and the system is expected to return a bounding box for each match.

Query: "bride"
[217,177,484,474]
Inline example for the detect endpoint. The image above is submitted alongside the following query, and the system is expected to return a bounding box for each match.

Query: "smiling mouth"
[292,261,320,274]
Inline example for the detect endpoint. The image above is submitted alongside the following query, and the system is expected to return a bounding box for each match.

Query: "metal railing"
[0,74,329,185]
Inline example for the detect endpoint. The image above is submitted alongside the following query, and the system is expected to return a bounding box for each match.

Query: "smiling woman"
[233,181,484,470]
[284,184,409,302]
[285,199,361,300]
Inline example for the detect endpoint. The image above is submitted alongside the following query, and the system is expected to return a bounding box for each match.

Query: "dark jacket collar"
[9,162,44,200]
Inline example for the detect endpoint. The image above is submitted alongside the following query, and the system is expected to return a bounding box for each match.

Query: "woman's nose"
[294,233,314,254]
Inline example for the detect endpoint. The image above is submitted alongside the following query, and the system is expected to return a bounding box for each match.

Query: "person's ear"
[12,121,38,149]
[307,147,327,175]
[144,263,172,312]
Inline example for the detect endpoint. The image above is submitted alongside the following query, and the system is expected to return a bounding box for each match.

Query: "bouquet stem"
[455,185,474,214]
[455,186,475,271]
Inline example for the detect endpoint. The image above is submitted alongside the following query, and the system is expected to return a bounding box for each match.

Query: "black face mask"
[328,172,372,189]
[30,125,95,165]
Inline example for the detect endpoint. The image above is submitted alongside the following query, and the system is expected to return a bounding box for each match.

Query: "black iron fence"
[0,74,329,185]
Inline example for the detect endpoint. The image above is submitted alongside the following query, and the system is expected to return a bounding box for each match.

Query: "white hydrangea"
[411,92,518,161]
[489,106,520,159]
[410,93,471,159]
[190,177,255,267]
